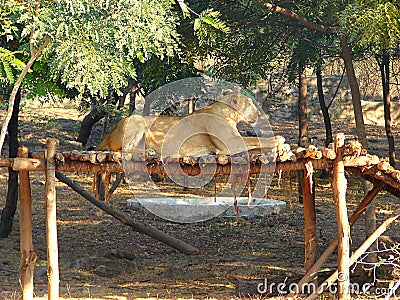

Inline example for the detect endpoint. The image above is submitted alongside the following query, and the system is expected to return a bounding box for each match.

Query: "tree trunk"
[76,110,106,146]
[0,90,21,238]
[298,67,309,203]
[377,52,395,167]
[129,90,137,114]
[340,36,368,148]
[316,67,333,147]
[298,67,309,148]
[340,36,376,263]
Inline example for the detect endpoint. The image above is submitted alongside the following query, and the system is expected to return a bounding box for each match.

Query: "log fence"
[3,134,400,299]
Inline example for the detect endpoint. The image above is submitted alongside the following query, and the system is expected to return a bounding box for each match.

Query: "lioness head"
[220,91,259,124]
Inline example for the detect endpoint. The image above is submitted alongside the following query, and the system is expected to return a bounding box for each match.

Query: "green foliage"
[193,9,230,48]
[0,0,184,99]
[0,0,19,42]
[45,0,181,97]
[347,1,400,54]
[0,47,25,85]
[23,61,65,100]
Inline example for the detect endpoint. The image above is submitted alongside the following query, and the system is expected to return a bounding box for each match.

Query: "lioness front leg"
[242,136,277,151]
[214,136,279,155]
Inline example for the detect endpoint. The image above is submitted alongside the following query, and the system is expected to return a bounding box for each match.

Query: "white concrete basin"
[127,197,286,223]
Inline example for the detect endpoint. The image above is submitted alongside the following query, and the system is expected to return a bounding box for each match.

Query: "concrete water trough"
[127,197,286,223]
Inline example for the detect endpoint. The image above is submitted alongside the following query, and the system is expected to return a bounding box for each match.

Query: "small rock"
[106,249,135,260]
[94,264,122,278]
[159,266,194,281]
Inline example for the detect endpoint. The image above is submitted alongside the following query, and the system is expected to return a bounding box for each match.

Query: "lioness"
[95,92,278,157]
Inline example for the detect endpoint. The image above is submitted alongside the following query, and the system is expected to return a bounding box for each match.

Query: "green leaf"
[201,16,216,27]
[137,51,145,63]
[194,18,201,31]
[3,61,14,84]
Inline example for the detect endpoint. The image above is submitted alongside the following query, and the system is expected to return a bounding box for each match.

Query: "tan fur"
[95,93,278,156]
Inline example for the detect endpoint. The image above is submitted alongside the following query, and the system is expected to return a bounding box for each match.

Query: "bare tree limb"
[261,2,336,34]
[0,39,50,156]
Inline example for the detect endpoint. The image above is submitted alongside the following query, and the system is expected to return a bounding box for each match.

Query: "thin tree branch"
[0,39,50,156]
[327,67,345,109]
[261,2,337,34]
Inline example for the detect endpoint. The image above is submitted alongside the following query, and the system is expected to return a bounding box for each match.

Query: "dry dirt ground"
[0,104,399,300]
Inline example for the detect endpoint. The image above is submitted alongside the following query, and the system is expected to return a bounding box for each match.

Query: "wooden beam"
[0,157,12,167]
[55,171,200,255]
[332,134,350,300]
[45,139,59,300]
[18,146,37,300]
[11,157,334,173]
[346,166,400,195]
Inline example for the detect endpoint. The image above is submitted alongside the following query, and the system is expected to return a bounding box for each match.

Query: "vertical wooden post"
[45,139,59,300]
[302,161,317,277]
[18,146,37,300]
[187,98,195,114]
[332,134,350,299]
[103,172,111,202]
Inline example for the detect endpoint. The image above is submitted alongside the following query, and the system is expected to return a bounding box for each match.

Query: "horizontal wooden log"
[217,155,230,165]
[391,170,400,181]
[377,160,392,172]
[277,150,296,162]
[62,152,71,160]
[12,158,45,171]
[347,166,400,192]
[231,156,249,164]
[366,154,380,165]
[182,156,199,165]
[321,147,336,160]
[343,140,363,157]
[69,150,81,161]
[295,147,307,159]
[96,152,108,163]
[343,156,370,167]
[54,153,65,163]
[304,145,322,159]
[10,156,336,174]
[78,152,90,162]
[276,143,291,155]
[106,151,121,162]
[122,152,133,161]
